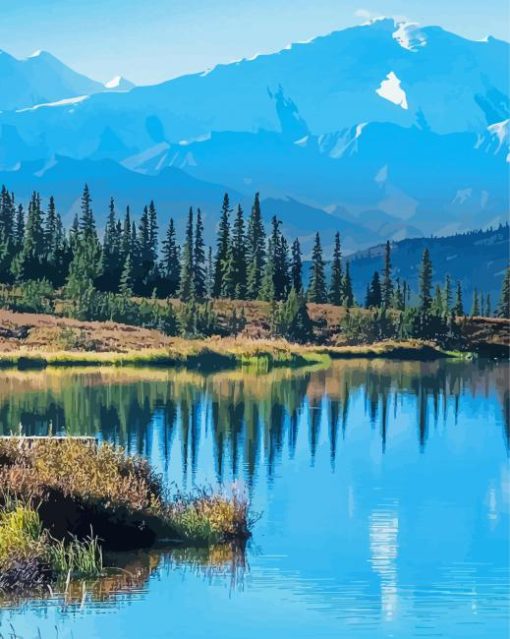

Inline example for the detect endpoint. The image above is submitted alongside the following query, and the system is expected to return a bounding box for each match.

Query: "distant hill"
[346,225,510,305]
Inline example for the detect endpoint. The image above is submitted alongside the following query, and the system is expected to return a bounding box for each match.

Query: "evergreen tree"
[444,274,452,312]
[393,278,404,310]
[193,209,206,298]
[14,204,25,249]
[246,193,266,299]
[206,246,214,299]
[213,193,231,297]
[179,208,195,302]
[121,206,132,260]
[486,293,492,317]
[13,192,45,280]
[221,242,237,299]
[231,204,247,298]
[497,266,510,318]
[381,241,393,308]
[79,184,97,242]
[329,231,343,305]
[101,198,122,290]
[454,281,464,316]
[307,232,327,303]
[291,238,303,293]
[365,271,382,308]
[259,235,276,302]
[418,248,433,313]
[432,284,443,315]
[0,186,15,244]
[119,254,134,296]
[276,287,313,343]
[342,262,354,308]
[161,217,180,296]
[471,289,480,316]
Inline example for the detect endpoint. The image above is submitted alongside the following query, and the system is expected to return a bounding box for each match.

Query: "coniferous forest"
[0,184,508,345]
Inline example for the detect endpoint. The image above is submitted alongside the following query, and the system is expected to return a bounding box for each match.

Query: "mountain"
[0,156,387,254]
[0,49,134,112]
[346,224,510,304]
[0,19,508,246]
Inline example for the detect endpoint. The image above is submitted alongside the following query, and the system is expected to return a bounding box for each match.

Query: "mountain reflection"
[0,359,508,487]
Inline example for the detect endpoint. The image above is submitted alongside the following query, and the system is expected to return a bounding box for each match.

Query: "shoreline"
[0,340,468,371]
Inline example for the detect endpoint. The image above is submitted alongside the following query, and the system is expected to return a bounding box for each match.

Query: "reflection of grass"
[0,438,253,593]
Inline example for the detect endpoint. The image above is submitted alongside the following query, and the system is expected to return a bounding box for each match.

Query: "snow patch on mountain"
[17,95,89,112]
[376,72,408,110]
[392,22,427,51]
[104,75,135,91]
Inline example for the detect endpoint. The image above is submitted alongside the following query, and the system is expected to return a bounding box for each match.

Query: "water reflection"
[0,360,507,489]
[0,359,508,638]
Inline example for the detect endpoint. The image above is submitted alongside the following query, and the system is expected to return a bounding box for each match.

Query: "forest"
[0,184,508,346]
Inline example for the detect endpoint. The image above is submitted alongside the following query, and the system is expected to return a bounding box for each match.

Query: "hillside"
[346,225,510,303]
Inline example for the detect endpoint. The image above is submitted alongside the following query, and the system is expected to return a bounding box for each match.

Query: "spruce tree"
[161,218,180,296]
[13,192,45,280]
[454,281,464,316]
[432,284,443,315]
[393,278,404,310]
[471,289,480,316]
[179,208,195,302]
[444,274,452,312]
[365,271,382,308]
[193,209,206,298]
[259,235,276,302]
[291,238,303,293]
[221,242,237,299]
[418,248,433,313]
[206,246,214,298]
[231,204,247,298]
[119,254,134,296]
[329,232,343,305]
[486,293,492,317]
[308,233,327,303]
[343,262,354,308]
[381,241,393,308]
[246,193,266,299]
[497,266,510,318]
[79,184,97,242]
[101,198,122,290]
[14,204,25,249]
[213,194,231,297]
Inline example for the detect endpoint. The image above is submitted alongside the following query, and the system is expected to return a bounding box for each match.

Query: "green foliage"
[18,278,55,314]
[307,232,327,303]
[48,533,103,577]
[274,287,313,343]
[329,232,343,305]
[497,266,510,318]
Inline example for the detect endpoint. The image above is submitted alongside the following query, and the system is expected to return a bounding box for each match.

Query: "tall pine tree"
[329,231,343,305]
[246,193,266,299]
[307,233,327,303]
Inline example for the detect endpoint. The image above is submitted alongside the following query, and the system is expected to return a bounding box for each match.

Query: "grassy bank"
[0,438,253,592]
[0,339,456,370]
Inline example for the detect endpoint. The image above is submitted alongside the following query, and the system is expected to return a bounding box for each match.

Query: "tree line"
[0,184,508,342]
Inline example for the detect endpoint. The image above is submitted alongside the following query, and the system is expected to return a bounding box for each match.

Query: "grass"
[0,438,253,592]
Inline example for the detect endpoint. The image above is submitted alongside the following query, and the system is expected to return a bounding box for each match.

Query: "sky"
[0,0,508,85]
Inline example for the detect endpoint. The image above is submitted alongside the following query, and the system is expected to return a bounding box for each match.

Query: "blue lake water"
[0,358,508,638]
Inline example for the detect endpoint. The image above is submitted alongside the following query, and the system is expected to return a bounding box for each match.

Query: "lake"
[0,358,508,639]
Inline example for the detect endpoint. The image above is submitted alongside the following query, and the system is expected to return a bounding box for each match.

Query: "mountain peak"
[104,75,135,91]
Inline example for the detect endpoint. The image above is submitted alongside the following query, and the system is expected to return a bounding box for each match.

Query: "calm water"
[0,359,508,639]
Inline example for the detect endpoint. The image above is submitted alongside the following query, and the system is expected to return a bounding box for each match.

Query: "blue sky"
[1,0,508,85]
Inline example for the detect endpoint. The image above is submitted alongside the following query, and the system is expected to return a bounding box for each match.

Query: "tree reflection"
[0,359,507,489]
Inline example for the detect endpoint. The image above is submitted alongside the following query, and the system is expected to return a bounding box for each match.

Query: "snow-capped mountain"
[0,18,507,246]
[0,49,135,112]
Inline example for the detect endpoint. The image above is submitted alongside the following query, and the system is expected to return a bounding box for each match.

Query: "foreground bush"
[0,438,253,591]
